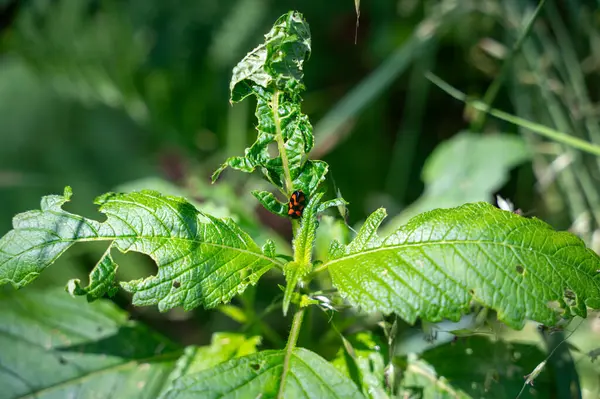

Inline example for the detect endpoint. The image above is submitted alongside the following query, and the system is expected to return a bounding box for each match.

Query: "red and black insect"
[287,190,306,219]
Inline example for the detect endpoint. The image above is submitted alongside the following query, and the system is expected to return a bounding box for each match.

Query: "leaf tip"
[63,186,73,200]
[66,279,84,297]
[211,164,227,183]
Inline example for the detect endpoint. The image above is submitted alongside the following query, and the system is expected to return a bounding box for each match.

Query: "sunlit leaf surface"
[161,347,365,399]
[0,187,281,310]
[326,203,600,329]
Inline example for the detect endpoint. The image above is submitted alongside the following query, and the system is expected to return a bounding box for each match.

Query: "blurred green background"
[0,0,544,233]
[3,0,595,231]
[1,0,600,396]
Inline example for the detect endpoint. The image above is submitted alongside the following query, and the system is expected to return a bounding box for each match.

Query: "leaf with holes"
[211,11,330,201]
[160,347,365,399]
[0,187,282,311]
[324,203,600,329]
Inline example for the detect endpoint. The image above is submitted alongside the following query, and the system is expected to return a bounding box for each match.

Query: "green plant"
[1,10,600,398]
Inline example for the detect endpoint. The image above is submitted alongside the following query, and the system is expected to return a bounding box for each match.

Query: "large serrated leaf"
[0,187,282,311]
[0,288,181,399]
[160,347,365,399]
[325,203,600,329]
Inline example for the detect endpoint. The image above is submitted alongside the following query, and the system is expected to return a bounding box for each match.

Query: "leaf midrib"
[325,239,599,280]
[1,234,284,268]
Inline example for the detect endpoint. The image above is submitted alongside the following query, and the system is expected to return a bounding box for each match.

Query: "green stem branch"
[278,307,305,398]
[427,72,600,157]
[471,0,546,131]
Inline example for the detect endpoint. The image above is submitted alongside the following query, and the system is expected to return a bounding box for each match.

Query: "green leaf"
[315,215,350,263]
[283,193,323,315]
[0,187,282,311]
[229,11,310,101]
[292,160,330,196]
[160,348,365,399]
[384,132,530,230]
[213,11,328,202]
[252,190,288,217]
[0,288,181,399]
[66,248,119,300]
[292,192,323,267]
[317,198,349,214]
[332,332,388,399]
[165,332,261,388]
[400,336,552,398]
[325,203,600,329]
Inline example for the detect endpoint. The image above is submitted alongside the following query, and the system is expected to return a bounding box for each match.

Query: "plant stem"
[277,307,305,398]
[272,90,293,194]
[427,72,600,157]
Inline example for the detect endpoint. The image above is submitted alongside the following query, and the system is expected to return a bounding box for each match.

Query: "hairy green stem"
[278,307,305,398]
[272,90,294,194]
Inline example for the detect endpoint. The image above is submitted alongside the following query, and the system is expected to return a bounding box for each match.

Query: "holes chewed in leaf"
[516,265,524,274]
[267,142,279,159]
[0,188,280,311]
[564,288,576,307]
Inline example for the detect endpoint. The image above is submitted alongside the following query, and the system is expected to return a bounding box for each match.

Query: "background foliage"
[1,0,600,397]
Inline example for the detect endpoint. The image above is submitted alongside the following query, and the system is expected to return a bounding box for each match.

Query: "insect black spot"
[58,356,67,365]
[515,265,524,274]
[250,363,261,371]
[173,281,181,288]
[469,289,475,296]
